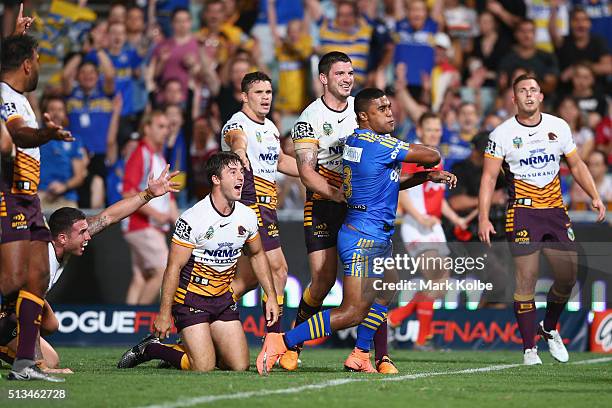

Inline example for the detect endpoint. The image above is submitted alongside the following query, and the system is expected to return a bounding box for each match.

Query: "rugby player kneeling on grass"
[118,152,279,372]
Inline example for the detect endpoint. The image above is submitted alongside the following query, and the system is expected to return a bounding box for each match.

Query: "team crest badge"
[548,132,558,141]
[204,226,214,240]
[513,136,523,149]
[256,131,262,143]
[238,225,246,236]
[567,227,575,241]
[323,122,333,136]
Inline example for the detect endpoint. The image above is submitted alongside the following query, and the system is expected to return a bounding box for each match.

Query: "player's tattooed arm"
[294,142,345,203]
[87,165,180,237]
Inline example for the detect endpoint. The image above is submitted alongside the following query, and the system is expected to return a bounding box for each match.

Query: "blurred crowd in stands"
[1,0,610,215]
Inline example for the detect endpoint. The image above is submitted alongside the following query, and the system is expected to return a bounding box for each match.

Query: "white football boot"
[523,347,543,365]
[538,321,569,363]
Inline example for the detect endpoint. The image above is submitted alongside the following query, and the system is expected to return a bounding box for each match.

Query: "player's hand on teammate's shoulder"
[148,164,181,197]
[591,198,606,223]
[427,170,457,189]
[153,312,173,339]
[265,296,280,327]
[42,112,75,142]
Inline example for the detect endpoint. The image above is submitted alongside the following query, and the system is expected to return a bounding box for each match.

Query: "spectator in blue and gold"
[392,0,439,101]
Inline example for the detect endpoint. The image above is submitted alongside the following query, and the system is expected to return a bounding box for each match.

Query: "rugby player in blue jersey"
[256,88,457,375]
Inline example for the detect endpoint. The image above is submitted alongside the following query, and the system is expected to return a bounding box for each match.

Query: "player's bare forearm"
[248,237,277,301]
[567,154,601,202]
[159,244,191,315]
[295,146,335,199]
[87,190,154,236]
[1,121,13,155]
[403,145,441,167]
[6,125,53,148]
[278,150,299,177]
[399,172,429,190]
[478,159,501,222]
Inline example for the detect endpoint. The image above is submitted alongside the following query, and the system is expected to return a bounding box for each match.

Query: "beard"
[25,72,39,92]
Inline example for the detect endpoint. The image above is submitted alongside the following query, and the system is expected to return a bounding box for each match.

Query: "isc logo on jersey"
[519,149,555,169]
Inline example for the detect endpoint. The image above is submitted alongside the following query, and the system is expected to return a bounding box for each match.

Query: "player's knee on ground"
[41,342,60,369]
[218,356,249,372]
[189,355,215,372]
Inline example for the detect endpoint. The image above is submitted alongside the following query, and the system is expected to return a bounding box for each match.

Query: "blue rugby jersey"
[341,128,410,241]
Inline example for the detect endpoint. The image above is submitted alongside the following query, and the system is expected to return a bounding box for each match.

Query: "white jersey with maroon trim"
[0,82,41,195]
[291,96,356,199]
[221,111,280,209]
[485,113,576,209]
[171,195,259,298]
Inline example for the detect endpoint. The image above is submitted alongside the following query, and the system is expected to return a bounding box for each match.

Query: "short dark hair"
[418,112,441,127]
[49,207,87,238]
[354,87,386,115]
[512,74,540,92]
[0,35,38,73]
[515,18,535,31]
[318,51,352,75]
[171,7,191,21]
[77,59,98,73]
[241,71,271,93]
[206,151,243,185]
[570,6,588,20]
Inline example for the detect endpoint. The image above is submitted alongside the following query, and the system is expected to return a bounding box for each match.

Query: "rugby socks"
[295,287,322,327]
[416,297,435,345]
[144,343,190,370]
[374,321,388,362]
[356,302,388,352]
[262,293,284,333]
[14,290,44,366]
[513,294,537,350]
[388,292,426,326]
[543,286,571,332]
[284,310,331,349]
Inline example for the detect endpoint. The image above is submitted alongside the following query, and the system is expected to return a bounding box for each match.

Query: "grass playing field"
[1,347,611,407]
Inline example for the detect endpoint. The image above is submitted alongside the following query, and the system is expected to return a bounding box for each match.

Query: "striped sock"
[285,309,331,349]
[356,302,388,352]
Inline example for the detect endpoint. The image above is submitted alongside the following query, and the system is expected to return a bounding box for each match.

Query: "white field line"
[137,356,612,408]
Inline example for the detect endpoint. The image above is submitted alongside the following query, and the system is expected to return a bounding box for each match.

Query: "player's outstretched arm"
[154,243,192,339]
[86,165,180,236]
[247,235,280,327]
[402,144,441,167]
[399,170,456,190]
[294,142,345,202]
[4,114,74,148]
[565,152,606,222]
[478,156,503,245]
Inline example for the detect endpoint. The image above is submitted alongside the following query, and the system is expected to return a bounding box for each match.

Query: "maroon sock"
[543,287,570,332]
[144,343,185,369]
[513,297,536,350]
[15,290,44,361]
[374,321,388,362]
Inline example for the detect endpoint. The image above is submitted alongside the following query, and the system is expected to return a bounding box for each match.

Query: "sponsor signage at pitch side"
[47,306,588,352]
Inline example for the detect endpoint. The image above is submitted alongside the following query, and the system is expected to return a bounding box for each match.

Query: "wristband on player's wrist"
[139,188,155,202]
